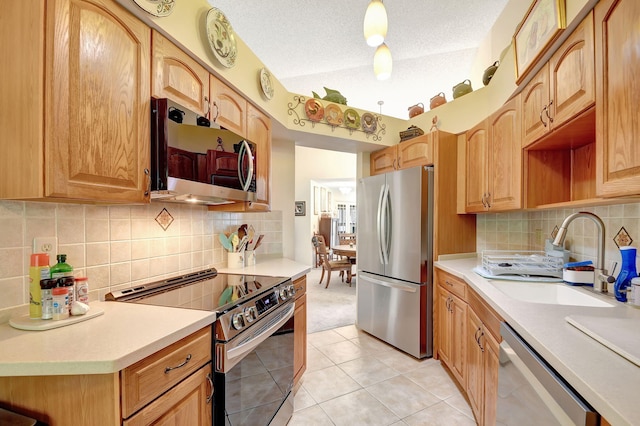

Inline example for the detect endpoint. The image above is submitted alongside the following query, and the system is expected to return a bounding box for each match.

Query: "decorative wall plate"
[259,68,274,100]
[344,109,360,129]
[361,112,377,133]
[325,104,343,126]
[305,99,324,122]
[206,7,237,68]
[132,0,175,17]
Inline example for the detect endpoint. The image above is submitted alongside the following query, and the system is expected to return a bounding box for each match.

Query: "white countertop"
[216,256,311,280]
[435,256,640,426]
[0,257,310,378]
[0,301,215,376]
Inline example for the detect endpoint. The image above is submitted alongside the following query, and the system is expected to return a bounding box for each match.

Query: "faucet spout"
[553,212,609,291]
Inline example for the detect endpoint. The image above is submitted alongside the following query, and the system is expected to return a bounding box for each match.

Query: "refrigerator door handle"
[376,184,386,265]
[360,272,417,293]
[381,183,391,264]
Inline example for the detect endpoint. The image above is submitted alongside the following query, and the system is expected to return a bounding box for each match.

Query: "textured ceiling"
[208,0,509,119]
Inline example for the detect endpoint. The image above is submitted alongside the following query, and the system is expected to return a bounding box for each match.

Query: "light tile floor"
[290,325,477,426]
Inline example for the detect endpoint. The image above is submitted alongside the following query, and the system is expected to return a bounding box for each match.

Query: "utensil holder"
[245,250,256,266]
[227,251,244,269]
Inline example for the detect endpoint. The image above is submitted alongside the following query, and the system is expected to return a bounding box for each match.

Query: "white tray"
[9,306,104,331]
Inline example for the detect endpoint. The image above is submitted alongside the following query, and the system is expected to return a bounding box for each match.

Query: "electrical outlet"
[33,237,58,259]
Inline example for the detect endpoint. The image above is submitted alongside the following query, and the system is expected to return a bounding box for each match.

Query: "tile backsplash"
[477,203,640,271]
[0,200,282,311]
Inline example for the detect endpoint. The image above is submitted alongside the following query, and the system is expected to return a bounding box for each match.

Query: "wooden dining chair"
[313,236,353,288]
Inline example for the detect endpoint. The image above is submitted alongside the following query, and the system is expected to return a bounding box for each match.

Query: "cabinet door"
[521,65,550,147]
[595,0,640,197]
[370,145,397,175]
[152,31,210,116]
[465,120,489,212]
[488,95,522,211]
[466,308,484,424]
[549,12,595,128]
[246,103,271,211]
[483,330,500,426]
[293,293,307,387]
[397,134,433,169]
[46,0,150,203]
[210,74,247,138]
[124,364,212,426]
[449,293,467,385]
[436,285,451,365]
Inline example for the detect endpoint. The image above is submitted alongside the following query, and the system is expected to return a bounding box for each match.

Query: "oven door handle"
[227,303,295,361]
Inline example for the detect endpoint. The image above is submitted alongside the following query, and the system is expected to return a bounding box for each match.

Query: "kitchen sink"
[490,281,615,307]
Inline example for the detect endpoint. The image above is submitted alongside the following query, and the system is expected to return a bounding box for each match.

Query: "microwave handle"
[238,140,255,192]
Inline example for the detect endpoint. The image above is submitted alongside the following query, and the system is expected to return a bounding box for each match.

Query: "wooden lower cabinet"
[293,275,307,387]
[435,268,503,426]
[0,327,213,426]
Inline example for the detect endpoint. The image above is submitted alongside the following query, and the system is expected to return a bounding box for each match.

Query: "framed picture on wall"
[314,186,320,214]
[295,201,306,216]
[513,0,566,83]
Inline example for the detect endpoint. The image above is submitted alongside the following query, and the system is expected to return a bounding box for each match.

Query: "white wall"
[271,139,296,259]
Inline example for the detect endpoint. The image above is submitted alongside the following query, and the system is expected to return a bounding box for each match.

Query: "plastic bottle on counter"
[40,278,57,320]
[58,276,76,312]
[52,287,69,320]
[29,253,50,319]
[75,276,89,304]
[50,254,73,279]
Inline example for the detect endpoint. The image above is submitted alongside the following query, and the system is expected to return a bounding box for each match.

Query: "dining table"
[332,244,356,283]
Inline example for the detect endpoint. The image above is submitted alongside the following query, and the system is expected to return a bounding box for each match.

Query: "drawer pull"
[445,280,454,287]
[206,373,214,404]
[164,354,192,374]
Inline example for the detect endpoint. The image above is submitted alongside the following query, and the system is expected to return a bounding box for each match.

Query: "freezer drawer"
[356,272,432,358]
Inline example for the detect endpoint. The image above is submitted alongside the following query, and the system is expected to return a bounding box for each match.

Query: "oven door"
[214,301,295,426]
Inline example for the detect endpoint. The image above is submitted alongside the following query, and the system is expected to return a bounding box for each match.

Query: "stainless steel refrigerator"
[356,165,434,358]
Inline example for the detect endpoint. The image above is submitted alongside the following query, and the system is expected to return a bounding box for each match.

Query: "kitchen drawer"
[293,275,306,301]
[467,287,503,342]
[121,327,212,419]
[436,269,467,301]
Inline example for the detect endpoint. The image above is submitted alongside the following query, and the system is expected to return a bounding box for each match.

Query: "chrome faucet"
[552,212,615,292]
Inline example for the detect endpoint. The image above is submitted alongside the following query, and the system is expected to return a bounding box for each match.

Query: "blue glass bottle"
[614,246,637,302]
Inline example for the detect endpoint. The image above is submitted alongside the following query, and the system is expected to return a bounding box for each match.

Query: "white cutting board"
[566,314,640,367]
[9,307,104,331]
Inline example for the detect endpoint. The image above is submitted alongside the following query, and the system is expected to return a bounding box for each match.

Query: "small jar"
[40,278,58,320]
[75,277,89,304]
[52,287,69,320]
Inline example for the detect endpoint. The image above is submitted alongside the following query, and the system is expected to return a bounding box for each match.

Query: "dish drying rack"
[480,250,564,278]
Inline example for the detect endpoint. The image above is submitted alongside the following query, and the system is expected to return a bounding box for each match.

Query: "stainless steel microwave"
[150,98,256,205]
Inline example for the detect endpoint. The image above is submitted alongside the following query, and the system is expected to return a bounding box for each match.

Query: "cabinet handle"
[211,101,220,122]
[486,192,492,209]
[392,158,397,170]
[474,328,481,344]
[445,280,454,287]
[206,372,214,404]
[540,106,548,127]
[204,96,210,117]
[144,168,150,197]
[164,353,192,374]
[397,156,401,169]
[546,99,554,123]
[481,193,487,209]
[479,330,485,352]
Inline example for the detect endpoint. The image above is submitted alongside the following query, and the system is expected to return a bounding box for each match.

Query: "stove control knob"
[244,306,258,323]
[288,284,295,296]
[232,312,245,330]
[279,287,289,300]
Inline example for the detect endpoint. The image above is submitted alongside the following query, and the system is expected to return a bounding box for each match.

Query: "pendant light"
[374,43,392,80]
[363,0,387,47]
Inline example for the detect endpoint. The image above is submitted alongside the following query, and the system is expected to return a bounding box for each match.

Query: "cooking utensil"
[429,92,447,110]
[248,225,256,243]
[408,103,424,118]
[483,61,500,86]
[231,233,239,252]
[253,234,265,250]
[219,233,232,251]
[237,236,248,252]
[238,224,247,239]
[452,79,473,99]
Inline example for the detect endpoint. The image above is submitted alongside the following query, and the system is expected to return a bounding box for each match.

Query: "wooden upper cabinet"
[210,75,247,138]
[370,145,397,176]
[521,12,595,147]
[595,0,640,197]
[45,0,151,203]
[370,134,433,176]
[246,103,272,210]
[465,119,490,213]
[489,96,522,211]
[465,96,521,213]
[151,30,210,117]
